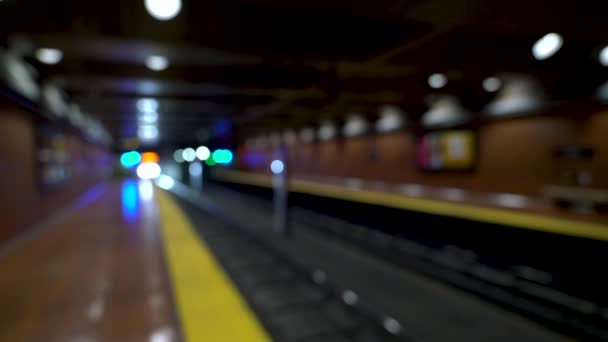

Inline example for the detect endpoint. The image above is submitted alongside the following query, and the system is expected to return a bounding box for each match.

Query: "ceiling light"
[136,162,161,180]
[138,125,159,141]
[482,77,502,92]
[36,48,63,65]
[137,98,159,112]
[138,111,158,123]
[428,73,447,89]
[532,33,563,60]
[182,148,196,162]
[173,149,185,163]
[146,55,169,71]
[599,46,608,67]
[144,0,182,21]
[195,146,211,161]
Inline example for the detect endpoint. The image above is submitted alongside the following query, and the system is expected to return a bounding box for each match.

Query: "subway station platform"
[0,178,592,342]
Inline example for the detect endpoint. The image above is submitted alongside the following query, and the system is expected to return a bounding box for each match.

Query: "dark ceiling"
[1,0,607,147]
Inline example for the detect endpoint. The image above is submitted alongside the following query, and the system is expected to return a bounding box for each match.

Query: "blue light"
[223,149,233,164]
[121,180,139,222]
[120,151,141,168]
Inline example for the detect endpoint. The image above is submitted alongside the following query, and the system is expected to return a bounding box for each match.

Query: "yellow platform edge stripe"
[156,189,271,342]
[214,171,608,242]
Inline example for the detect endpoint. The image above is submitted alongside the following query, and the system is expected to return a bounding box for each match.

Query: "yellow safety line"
[156,190,271,342]
[215,171,608,242]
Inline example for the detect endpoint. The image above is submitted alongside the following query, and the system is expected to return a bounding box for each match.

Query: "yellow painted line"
[214,171,608,242]
[156,190,271,342]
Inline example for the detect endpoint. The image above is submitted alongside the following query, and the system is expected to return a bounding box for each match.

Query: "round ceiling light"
[144,0,182,21]
[137,98,158,112]
[145,55,169,71]
[428,73,447,89]
[599,46,608,67]
[482,77,502,92]
[532,33,563,60]
[36,48,63,65]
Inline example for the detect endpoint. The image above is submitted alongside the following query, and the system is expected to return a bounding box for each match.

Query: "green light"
[205,157,216,166]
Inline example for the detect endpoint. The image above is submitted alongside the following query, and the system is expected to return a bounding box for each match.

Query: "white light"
[270,160,285,174]
[173,149,184,163]
[428,73,447,89]
[495,193,528,208]
[195,146,211,161]
[342,290,358,305]
[532,33,563,60]
[138,125,159,141]
[182,148,196,162]
[189,162,203,177]
[137,162,161,180]
[599,46,608,67]
[483,77,502,92]
[137,98,159,112]
[146,55,169,71]
[144,0,182,21]
[138,111,158,123]
[157,175,175,190]
[139,180,155,199]
[36,48,63,65]
[383,317,401,335]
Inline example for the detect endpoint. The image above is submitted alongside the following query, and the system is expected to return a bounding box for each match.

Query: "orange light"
[140,152,160,163]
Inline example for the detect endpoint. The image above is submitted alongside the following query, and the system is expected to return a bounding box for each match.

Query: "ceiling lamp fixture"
[428,73,447,89]
[599,46,608,67]
[482,77,502,92]
[137,98,158,112]
[36,48,63,65]
[146,55,169,71]
[532,33,563,60]
[144,0,182,21]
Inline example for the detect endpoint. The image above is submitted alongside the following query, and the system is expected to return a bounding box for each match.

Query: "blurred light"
[173,149,184,163]
[483,77,502,92]
[146,55,169,71]
[195,146,211,161]
[343,114,369,137]
[428,73,447,89]
[532,33,563,60]
[270,160,285,174]
[137,98,159,112]
[212,149,233,164]
[599,46,608,67]
[299,127,315,143]
[138,125,159,141]
[182,148,196,162]
[120,151,141,168]
[342,290,358,305]
[376,106,405,132]
[312,270,326,284]
[136,162,161,179]
[495,193,528,208]
[205,157,216,166]
[145,0,182,21]
[138,180,154,200]
[189,162,203,177]
[121,180,138,222]
[36,48,63,65]
[138,111,158,123]
[318,122,336,141]
[383,317,401,335]
[157,175,175,190]
[141,152,159,163]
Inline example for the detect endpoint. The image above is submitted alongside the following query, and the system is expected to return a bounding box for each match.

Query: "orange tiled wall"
[237,111,608,196]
